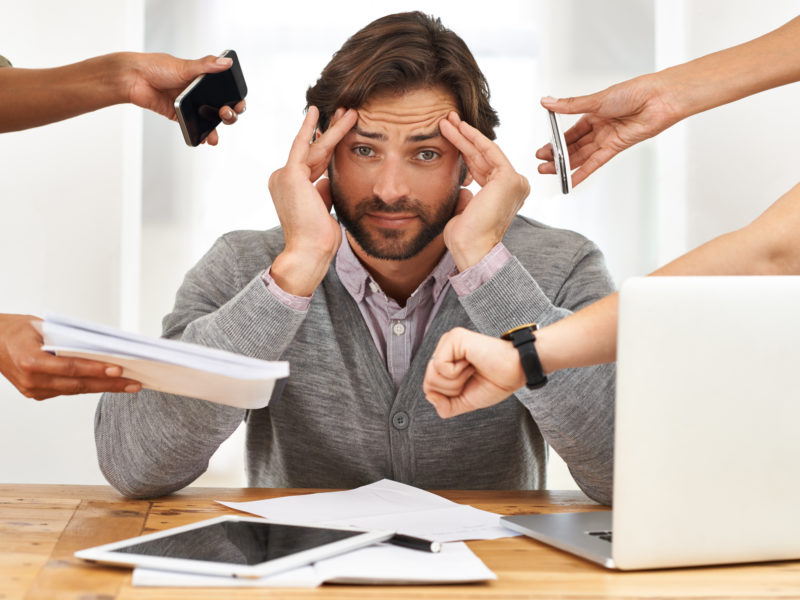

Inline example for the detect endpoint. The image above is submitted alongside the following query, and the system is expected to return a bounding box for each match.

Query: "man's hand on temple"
[0,314,141,400]
[439,112,530,271]
[267,106,358,297]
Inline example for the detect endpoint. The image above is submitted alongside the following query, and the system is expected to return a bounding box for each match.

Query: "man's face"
[329,86,465,261]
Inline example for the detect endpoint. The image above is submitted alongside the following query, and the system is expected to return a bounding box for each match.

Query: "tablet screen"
[112,521,361,566]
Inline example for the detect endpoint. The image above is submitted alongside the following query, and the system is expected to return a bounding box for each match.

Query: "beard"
[329,175,460,261]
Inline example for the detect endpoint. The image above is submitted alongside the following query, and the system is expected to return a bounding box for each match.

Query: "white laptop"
[502,276,800,570]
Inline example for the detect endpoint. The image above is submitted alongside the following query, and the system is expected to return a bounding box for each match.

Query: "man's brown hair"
[306,11,500,139]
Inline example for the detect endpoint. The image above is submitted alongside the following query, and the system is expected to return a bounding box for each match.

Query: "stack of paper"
[220,479,518,542]
[39,314,289,408]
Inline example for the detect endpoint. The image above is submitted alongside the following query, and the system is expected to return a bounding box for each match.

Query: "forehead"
[355,86,458,138]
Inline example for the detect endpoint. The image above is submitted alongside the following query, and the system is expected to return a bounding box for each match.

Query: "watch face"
[501,323,539,340]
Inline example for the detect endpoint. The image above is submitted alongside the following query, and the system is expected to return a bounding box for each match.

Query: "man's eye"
[417,150,439,161]
[354,146,374,157]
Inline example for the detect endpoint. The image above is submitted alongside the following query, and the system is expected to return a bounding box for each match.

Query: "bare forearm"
[535,293,618,374]
[537,182,800,371]
[0,53,131,133]
[660,15,800,120]
[655,183,800,277]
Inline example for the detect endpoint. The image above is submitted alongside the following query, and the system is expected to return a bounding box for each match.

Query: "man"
[0,51,245,400]
[95,12,615,505]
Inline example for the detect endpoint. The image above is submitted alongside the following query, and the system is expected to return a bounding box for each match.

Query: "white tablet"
[75,515,394,579]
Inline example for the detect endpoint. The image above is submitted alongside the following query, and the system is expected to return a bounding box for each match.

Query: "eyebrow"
[352,126,442,143]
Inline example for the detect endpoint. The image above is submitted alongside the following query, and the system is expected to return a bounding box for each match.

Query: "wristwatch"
[500,323,548,390]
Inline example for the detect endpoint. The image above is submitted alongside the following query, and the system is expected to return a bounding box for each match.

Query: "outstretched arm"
[0,52,246,144]
[537,15,800,186]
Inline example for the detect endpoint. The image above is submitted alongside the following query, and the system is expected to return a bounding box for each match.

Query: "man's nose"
[372,157,411,203]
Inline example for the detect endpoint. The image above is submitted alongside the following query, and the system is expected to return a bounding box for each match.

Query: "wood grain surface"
[2,484,798,599]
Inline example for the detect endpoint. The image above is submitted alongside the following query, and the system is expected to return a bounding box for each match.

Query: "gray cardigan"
[95,216,616,504]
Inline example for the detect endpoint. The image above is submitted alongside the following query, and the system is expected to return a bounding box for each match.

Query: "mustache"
[353,196,425,217]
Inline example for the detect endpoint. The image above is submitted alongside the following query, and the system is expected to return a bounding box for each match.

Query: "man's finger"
[310,108,357,155]
[440,117,491,184]
[307,108,357,181]
[287,106,320,163]
[447,114,514,180]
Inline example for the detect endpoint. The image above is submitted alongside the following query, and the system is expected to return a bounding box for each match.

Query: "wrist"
[270,247,335,297]
[109,52,142,106]
[449,237,497,272]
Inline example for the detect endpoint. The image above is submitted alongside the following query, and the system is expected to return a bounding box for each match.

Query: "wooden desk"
[2,484,799,599]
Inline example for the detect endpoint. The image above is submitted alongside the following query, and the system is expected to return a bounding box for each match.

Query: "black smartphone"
[174,49,247,146]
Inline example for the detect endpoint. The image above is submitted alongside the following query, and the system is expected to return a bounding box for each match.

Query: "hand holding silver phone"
[174,49,248,146]
[547,110,572,194]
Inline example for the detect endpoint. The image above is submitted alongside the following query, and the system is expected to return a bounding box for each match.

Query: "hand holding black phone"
[174,49,247,146]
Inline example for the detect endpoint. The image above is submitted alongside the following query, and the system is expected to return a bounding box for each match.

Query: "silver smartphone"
[174,49,247,146]
[547,110,572,194]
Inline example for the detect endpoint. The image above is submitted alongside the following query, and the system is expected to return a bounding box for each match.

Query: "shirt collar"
[335,225,456,304]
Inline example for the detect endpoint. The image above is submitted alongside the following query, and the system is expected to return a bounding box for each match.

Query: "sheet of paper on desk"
[38,314,288,409]
[219,479,520,542]
[132,541,495,587]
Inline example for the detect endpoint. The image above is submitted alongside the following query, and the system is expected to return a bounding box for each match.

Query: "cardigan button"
[392,411,409,430]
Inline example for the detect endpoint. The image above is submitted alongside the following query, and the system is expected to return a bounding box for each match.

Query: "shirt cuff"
[449,243,512,297]
[261,268,312,312]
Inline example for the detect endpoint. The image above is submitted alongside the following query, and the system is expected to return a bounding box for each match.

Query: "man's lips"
[365,213,419,228]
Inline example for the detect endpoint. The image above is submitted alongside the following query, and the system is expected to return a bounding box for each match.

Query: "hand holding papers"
[39,314,288,408]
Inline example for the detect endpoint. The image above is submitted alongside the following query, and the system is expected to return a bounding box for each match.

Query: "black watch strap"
[500,323,548,390]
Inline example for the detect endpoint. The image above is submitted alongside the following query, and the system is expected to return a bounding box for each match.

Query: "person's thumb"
[184,55,232,80]
[541,92,602,115]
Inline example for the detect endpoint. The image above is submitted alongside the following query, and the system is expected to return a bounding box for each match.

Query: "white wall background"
[0,0,144,484]
[1,0,798,488]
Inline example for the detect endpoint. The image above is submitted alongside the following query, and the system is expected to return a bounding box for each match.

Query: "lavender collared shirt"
[262,229,511,387]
